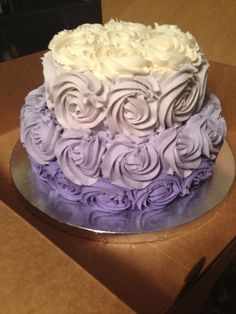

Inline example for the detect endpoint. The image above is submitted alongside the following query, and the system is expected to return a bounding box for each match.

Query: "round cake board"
[10,140,235,243]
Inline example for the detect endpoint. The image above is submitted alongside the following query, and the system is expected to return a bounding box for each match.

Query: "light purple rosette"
[174,122,204,177]
[55,129,107,186]
[185,92,226,160]
[199,94,226,159]
[106,75,160,136]
[81,179,132,212]
[134,172,182,210]
[102,134,161,189]
[158,63,208,130]
[148,128,178,175]
[22,110,62,165]
[150,121,205,178]
[20,85,46,121]
[20,86,47,142]
[52,71,108,129]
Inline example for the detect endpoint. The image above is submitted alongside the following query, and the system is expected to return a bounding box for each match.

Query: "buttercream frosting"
[47,20,204,80]
[20,20,227,212]
[21,86,226,189]
[31,156,214,211]
[44,63,208,135]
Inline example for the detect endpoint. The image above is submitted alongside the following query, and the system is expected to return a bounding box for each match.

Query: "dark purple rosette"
[31,159,82,201]
[47,167,83,202]
[106,75,160,136]
[134,172,182,210]
[183,157,214,190]
[22,110,62,165]
[52,71,108,129]
[81,179,132,212]
[55,129,107,186]
[102,134,161,189]
[30,157,50,182]
[158,63,208,130]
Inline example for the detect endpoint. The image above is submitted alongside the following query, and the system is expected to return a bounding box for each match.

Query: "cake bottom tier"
[31,157,214,212]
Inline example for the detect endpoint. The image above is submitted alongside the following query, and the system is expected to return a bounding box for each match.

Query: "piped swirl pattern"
[21,86,226,191]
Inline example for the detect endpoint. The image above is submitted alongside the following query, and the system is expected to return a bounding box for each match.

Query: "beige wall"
[102,0,236,66]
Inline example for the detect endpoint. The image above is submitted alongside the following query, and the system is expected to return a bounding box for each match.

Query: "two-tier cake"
[20,20,226,212]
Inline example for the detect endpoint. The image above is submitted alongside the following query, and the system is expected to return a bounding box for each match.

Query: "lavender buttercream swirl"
[102,134,161,189]
[174,122,204,177]
[21,86,226,192]
[106,75,160,136]
[189,93,227,159]
[47,167,83,202]
[182,157,214,190]
[133,172,182,210]
[22,109,61,165]
[31,156,215,211]
[157,63,208,131]
[149,128,178,175]
[31,160,83,201]
[81,179,132,212]
[52,71,108,129]
[55,129,107,185]
[20,86,47,123]
[149,121,204,178]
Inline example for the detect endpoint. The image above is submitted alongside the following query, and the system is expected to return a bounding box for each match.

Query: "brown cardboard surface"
[102,0,236,67]
[0,201,133,314]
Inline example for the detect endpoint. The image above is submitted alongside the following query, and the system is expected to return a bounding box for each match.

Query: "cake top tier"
[48,19,205,80]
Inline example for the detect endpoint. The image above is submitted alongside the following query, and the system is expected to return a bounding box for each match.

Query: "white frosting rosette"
[145,24,203,69]
[48,26,101,71]
[106,75,160,136]
[95,44,151,80]
[42,52,66,109]
[149,123,205,178]
[157,63,208,131]
[45,19,204,81]
[52,71,108,129]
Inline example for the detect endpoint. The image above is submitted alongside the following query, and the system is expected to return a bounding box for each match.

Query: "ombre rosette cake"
[20,20,226,212]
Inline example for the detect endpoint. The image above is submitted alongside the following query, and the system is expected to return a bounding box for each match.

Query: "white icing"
[47,19,204,80]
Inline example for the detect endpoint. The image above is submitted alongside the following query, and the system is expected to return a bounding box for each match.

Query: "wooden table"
[0,51,236,314]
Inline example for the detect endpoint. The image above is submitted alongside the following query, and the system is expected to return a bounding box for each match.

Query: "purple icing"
[55,129,107,186]
[133,172,182,210]
[30,157,214,211]
[21,85,226,212]
[106,75,160,136]
[80,179,132,212]
[102,134,161,189]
